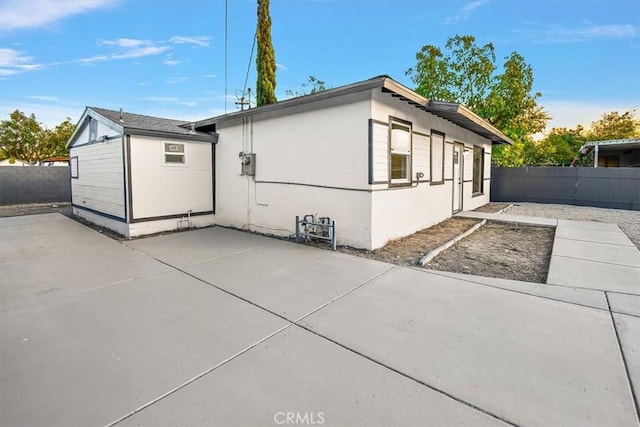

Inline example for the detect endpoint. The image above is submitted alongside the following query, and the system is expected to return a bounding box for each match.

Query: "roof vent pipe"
[119,108,124,122]
[190,123,196,134]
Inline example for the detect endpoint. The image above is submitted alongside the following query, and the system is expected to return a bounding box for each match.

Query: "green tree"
[256,0,277,106]
[0,110,74,164]
[537,126,586,166]
[406,35,549,166]
[408,35,495,110]
[47,118,75,157]
[285,75,328,98]
[586,110,640,141]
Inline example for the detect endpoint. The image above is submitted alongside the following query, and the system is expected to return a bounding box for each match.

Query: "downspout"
[594,143,599,168]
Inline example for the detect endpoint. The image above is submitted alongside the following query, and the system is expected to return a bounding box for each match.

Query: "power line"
[242,28,258,108]
[224,0,228,113]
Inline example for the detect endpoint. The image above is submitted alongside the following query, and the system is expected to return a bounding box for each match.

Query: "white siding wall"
[412,132,429,181]
[369,89,491,248]
[70,138,125,219]
[444,141,454,181]
[371,121,388,183]
[214,92,373,248]
[129,136,213,219]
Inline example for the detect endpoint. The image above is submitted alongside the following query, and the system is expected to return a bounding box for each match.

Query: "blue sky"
[1,0,639,134]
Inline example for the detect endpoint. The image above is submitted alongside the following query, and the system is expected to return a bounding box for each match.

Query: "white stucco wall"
[213,88,495,249]
[70,138,125,219]
[129,135,213,219]
[214,91,373,248]
[369,89,492,248]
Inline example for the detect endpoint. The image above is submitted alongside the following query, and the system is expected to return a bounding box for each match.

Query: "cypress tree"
[256,0,277,106]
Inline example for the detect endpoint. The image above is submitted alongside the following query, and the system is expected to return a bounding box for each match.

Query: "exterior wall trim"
[73,204,127,223]
[130,210,214,223]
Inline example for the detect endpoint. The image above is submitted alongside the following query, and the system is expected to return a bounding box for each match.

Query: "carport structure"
[1,214,638,426]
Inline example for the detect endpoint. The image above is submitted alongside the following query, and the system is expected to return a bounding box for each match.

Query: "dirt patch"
[339,217,481,266]
[426,222,555,283]
[473,202,511,213]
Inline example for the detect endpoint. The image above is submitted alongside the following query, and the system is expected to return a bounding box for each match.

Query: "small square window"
[164,143,185,165]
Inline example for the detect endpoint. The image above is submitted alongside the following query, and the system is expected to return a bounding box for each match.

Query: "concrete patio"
[1,213,638,426]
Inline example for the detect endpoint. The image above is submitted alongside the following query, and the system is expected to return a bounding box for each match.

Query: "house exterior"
[67,107,217,237]
[578,139,640,167]
[67,76,512,249]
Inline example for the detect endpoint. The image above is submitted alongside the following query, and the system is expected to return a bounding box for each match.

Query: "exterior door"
[452,143,463,213]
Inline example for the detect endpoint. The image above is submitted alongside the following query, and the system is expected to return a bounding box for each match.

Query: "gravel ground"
[503,202,640,249]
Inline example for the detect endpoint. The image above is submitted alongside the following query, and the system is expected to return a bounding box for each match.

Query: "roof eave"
[426,101,513,145]
[124,127,218,143]
[194,76,513,145]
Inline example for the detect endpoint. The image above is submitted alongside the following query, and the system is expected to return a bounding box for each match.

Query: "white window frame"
[163,142,186,166]
[389,118,412,185]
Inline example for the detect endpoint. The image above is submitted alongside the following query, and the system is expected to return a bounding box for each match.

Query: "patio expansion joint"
[417,268,611,314]
[104,251,398,426]
[604,292,640,423]
[552,253,640,269]
[545,281,640,297]
[292,322,518,427]
[555,235,636,248]
[105,323,295,427]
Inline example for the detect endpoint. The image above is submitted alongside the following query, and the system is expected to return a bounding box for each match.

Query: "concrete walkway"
[1,213,639,426]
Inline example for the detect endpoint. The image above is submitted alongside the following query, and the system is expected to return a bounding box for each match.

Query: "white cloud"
[0,48,42,76]
[162,54,181,66]
[445,0,488,25]
[84,38,170,62]
[1,34,211,77]
[203,74,216,78]
[516,23,638,43]
[26,95,58,102]
[276,63,287,71]
[167,77,189,84]
[141,96,180,102]
[101,38,149,48]
[0,0,117,31]
[169,36,211,47]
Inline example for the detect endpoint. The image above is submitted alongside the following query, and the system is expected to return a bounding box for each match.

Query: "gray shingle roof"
[89,107,213,139]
